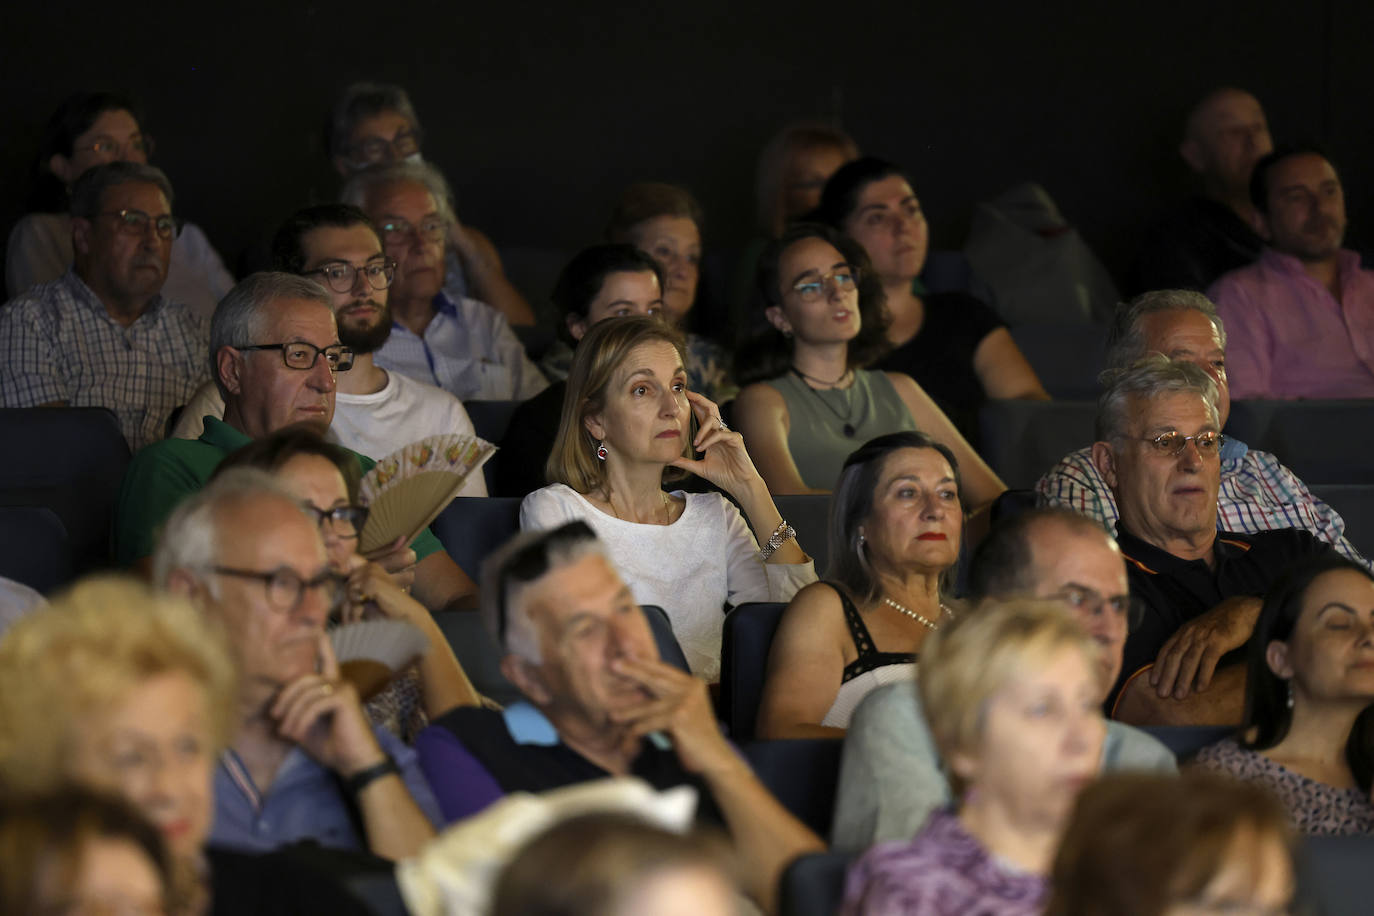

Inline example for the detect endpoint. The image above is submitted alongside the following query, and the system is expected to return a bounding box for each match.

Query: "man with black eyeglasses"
[0,160,209,450]
[1093,356,1330,726]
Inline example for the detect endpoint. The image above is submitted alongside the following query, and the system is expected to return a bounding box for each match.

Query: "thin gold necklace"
[606,489,670,525]
[882,596,945,631]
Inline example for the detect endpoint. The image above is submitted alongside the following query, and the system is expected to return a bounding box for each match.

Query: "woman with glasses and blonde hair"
[732,223,1005,502]
[520,315,816,681]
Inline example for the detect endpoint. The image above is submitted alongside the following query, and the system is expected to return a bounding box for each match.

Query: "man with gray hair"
[341,160,547,401]
[0,161,208,450]
[115,271,478,612]
[1092,355,1329,726]
[328,82,535,326]
[1037,288,1363,564]
[156,468,441,857]
[413,521,822,914]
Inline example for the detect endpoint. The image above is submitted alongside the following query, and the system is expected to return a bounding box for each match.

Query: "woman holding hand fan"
[215,427,481,740]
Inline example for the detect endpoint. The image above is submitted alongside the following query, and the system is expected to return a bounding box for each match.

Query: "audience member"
[815,156,1048,440]
[6,90,233,316]
[0,161,209,450]
[169,203,486,498]
[732,222,1005,501]
[1092,356,1330,725]
[1209,146,1374,398]
[491,813,736,916]
[326,82,535,325]
[1193,555,1374,835]
[1132,88,1273,294]
[495,244,665,497]
[830,507,1175,854]
[519,317,814,679]
[756,432,963,738]
[755,122,859,239]
[840,598,1105,915]
[213,427,483,741]
[0,789,171,916]
[414,521,823,913]
[605,182,735,403]
[1045,772,1296,916]
[1038,289,1365,563]
[114,271,478,613]
[342,161,548,401]
[155,470,441,857]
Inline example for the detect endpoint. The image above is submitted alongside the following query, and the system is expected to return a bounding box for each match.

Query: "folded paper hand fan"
[330,618,431,700]
[358,434,495,555]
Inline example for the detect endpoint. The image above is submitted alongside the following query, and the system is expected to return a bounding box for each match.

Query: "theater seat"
[779,851,853,916]
[1008,323,1107,400]
[773,494,833,574]
[720,601,788,740]
[1263,401,1374,485]
[0,506,72,595]
[1309,484,1374,559]
[1298,833,1374,916]
[430,497,523,580]
[465,400,523,445]
[742,739,843,837]
[977,400,1097,490]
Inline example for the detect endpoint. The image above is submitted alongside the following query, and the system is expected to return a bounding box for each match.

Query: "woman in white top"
[520,316,816,681]
[756,431,963,737]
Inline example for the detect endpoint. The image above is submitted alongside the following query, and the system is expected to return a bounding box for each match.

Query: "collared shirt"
[0,269,209,450]
[1112,525,1330,703]
[1208,247,1374,398]
[373,291,548,402]
[211,725,441,854]
[1035,440,1367,567]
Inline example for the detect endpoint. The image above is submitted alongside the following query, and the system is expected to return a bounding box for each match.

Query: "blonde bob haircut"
[545,315,690,495]
[0,576,237,794]
[918,597,1099,792]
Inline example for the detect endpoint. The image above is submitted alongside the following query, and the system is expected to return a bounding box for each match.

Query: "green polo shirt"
[115,417,443,566]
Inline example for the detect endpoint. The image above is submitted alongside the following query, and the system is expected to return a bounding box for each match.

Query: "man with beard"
[170,205,485,495]
[1209,148,1374,398]
[0,161,209,450]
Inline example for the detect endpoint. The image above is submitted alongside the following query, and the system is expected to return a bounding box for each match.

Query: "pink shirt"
[1209,248,1374,399]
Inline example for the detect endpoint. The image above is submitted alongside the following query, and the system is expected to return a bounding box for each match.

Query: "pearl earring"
[1286,681,1295,710]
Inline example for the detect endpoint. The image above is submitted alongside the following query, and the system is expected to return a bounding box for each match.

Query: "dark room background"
[5,0,1372,309]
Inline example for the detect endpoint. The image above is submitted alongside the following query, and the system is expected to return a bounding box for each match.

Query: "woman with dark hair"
[732,222,1005,502]
[6,90,233,316]
[756,432,964,737]
[814,156,1047,440]
[495,244,666,496]
[1192,554,1374,835]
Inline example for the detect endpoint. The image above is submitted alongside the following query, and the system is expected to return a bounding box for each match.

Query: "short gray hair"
[327,82,422,162]
[340,159,457,225]
[69,161,174,219]
[208,272,334,400]
[1096,354,1220,442]
[480,522,609,664]
[152,467,309,587]
[1104,290,1228,372]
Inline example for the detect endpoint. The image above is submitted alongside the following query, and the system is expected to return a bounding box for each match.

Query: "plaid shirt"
[1035,439,1367,566]
[0,270,209,450]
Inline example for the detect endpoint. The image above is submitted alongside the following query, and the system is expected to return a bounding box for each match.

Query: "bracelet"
[759,519,796,561]
[344,756,401,796]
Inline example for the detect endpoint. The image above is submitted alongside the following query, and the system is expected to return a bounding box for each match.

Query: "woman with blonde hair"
[520,315,816,680]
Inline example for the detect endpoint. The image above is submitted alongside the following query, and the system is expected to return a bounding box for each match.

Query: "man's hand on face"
[270,633,387,777]
[1149,595,1263,700]
[606,657,744,778]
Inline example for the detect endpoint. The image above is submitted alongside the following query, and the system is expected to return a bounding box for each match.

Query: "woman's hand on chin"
[669,390,765,499]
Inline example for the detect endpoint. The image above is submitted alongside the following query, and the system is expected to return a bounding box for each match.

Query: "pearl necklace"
[883,597,945,631]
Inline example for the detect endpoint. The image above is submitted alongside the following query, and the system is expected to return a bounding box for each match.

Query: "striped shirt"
[1035,439,1366,566]
[0,270,209,450]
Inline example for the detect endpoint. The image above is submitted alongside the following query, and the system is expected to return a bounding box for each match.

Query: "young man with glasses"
[168,205,486,496]
[0,160,209,450]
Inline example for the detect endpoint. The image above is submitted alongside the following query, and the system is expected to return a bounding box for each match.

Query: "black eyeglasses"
[343,128,422,167]
[301,503,369,539]
[1052,585,1145,631]
[1130,430,1225,458]
[494,521,598,645]
[99,208,180,240]
[211,565,346,614]
[236,341,354,372]
[304,258,396,294]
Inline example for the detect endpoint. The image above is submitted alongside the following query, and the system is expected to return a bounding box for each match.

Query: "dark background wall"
[4,0,1372,302]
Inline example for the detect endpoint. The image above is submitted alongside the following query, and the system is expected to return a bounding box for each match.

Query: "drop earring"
[596,441,609,461]
[1286,681,1295,710]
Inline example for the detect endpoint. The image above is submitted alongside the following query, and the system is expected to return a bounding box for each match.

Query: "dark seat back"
[1139,725,1236,762]
[1008,323,1107,399]
[719,601,788,740]
[742,739,843,837]
[1298,833,1374,916]
[977,400,1097,490]
[0,506,73,594]
[1309,484,1374,558]
[773,494,833,574]
[779,851,853,916]
[430,497,523,580]
[1265,401,1374,484]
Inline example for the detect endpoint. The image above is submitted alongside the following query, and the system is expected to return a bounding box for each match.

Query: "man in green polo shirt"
[115,271,477,610]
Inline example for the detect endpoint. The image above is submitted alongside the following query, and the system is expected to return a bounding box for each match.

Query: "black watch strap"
[344,756,400,796]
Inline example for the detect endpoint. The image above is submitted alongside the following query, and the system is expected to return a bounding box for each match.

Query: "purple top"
[1209,248,1374,399]
[1193,738,1374,836]
[840,808,1047,916]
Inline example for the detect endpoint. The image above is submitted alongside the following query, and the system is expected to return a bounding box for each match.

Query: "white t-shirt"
[171,371,488,497]
[519,483,816,681]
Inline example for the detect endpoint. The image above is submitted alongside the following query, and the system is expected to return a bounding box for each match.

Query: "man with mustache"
[1209,147,1374,397]
[169,204,485,496]
[0,161,209,450]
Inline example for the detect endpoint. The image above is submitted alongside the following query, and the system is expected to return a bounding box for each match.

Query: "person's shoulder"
[734,378,788,406]
[423,705,510,745]
[1230,525,1328,557]
[849,679,923,732]
[520,483,582,521]
[1103,720,1178,772]
[779,579,847,624]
